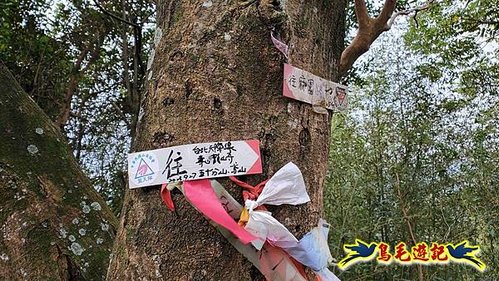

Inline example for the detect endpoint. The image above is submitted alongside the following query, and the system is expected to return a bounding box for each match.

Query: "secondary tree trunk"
[108,0,347,279]
[0,62,117,280]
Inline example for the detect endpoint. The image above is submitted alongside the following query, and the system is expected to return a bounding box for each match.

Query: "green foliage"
[0,0,155,213]
[405,0,498,83]
[327,23,498,280]
[0,0,72,119]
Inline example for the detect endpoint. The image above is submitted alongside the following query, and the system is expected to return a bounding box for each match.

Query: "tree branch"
[386,0,436,30]
[395,173,424,281]
[339,0,436,77]
[93,0,140,28]
[354,0,370,28]
[56,32,107,128]
[339,0,398,76]
[377,0,397,25]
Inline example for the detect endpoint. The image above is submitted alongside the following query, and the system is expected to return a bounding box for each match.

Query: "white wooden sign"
[128,140,262,189]
[283,63,348,111]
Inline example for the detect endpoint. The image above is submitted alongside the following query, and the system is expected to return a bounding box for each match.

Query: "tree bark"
[0,62,118,280]
[108,0,347,280]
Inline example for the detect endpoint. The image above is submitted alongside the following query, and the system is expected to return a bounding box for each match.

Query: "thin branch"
[476,20,499,25]
[93,0,140,28]
[395,174,417,246]
[395,173,424,281]
[339,0,437,77]
[111,100,131,128]
[56,32,106,128]
[69,111,88,122]
[386,0,436,30]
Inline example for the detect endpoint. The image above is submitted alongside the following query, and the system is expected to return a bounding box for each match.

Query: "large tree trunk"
[108,0,347,279]
[0,62,117,280]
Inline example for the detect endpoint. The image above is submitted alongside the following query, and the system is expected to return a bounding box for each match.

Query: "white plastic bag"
[274,219,340,281]
[283,219,333,270]
[245,210,299,250]
[244,162,310,250]
[253,162,310,206]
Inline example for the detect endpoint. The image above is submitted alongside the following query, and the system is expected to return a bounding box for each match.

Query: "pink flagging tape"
[164,179,319,280]
[183,179,257,244]
[271,32,289,59]
[160,183,175,211]
[205,180,309,281]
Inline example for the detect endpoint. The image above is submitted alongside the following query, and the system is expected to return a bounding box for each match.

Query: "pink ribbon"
[271,32,289,59]
[183,179,257,244]
[160,183,175,211]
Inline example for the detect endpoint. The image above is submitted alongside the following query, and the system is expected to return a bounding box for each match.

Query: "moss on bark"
[0,62,118,280]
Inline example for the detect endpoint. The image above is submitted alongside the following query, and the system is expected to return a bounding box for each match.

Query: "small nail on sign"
[128,140,262,189]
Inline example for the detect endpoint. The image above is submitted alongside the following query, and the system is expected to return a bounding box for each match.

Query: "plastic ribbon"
[244,162,311,250]
[249,162,310,206]
[158,171,340,280]
[271,31,289,59]
[182,179,308,281]
[183,179,257,244]
[160,183,175,211]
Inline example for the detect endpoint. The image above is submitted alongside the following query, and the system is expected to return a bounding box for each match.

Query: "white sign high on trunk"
[283,63,348,111]
[128,140,262,189]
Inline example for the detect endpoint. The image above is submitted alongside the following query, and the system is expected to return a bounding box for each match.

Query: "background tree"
[0,0,155,213]
[0,62,117,280]
[326,2,498,278]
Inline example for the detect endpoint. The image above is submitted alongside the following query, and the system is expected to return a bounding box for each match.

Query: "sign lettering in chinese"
[338,239,486,272]
[128,140,262,189]
[283,63,348,111]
